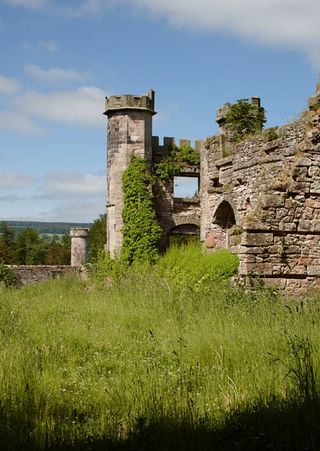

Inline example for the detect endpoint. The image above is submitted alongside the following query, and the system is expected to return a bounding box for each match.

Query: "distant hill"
[1,221,92,236]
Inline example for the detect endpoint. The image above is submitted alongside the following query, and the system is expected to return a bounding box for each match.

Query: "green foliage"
[122,156,162,265]
[16,228,48,264]
[0,260,18,287]
[264,127,279,142]
[0,222,71,265]
[87,214,106,263]
[156,243,239,294]
[310,102,320,111]
[225,98,266,142]
[0,223,17,264]
[155,144,200,182]
[44,236,71,265]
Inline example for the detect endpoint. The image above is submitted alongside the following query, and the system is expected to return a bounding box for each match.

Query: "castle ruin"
[105,84,320,293]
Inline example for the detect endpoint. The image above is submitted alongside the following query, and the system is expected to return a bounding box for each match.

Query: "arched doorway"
[212,201,236,249]
[168,223,199,247]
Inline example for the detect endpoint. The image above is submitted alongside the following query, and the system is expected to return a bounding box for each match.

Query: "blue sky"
[0,0,319,222]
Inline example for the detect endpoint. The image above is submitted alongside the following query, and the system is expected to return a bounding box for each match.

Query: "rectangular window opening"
[173,176,199,199]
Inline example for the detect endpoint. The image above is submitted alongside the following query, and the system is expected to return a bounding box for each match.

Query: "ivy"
[225,98,266,142]
[121,156,162,265]
[155,144,200,182]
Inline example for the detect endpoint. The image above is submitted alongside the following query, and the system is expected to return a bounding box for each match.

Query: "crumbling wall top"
[308,82,320,109]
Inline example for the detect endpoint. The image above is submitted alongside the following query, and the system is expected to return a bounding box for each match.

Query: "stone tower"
[104,90,156,257]
[70,228,90,267]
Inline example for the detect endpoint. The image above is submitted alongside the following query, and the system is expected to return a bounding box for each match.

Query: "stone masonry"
[105,84,320,293]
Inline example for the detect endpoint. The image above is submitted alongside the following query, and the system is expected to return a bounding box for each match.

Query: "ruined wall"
[10,265,81,286]
[201,84,320,293]
[152,137,202,248]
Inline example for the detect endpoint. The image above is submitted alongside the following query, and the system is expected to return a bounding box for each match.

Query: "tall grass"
[0,244,320,449]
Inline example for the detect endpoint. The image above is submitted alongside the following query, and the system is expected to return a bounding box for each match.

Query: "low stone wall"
[9,265,82,286]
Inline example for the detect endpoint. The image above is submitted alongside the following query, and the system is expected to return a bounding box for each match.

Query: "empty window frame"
[173,176,199,199]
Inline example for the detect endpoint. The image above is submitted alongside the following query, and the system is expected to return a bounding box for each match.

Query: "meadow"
[0,245,320,450]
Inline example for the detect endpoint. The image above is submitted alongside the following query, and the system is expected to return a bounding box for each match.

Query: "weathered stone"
[262,194,284,208]
[9,265,81,286]
[241,232,273,247]
[70,228,90,267]
[307,266,320,276]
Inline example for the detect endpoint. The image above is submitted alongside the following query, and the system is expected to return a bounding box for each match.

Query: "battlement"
[104,90,155,115]
[152,136,203,151]
[152,136,203,163]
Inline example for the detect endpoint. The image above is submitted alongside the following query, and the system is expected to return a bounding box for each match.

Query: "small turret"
[70,228,90,267]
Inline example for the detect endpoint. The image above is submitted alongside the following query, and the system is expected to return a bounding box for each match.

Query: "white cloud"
[4,0,320,68]
[0,72,106,133]
[15,86,105,127]
[43,172,105,198]
[37,199,104,222]
[24,64,87,83]
[0,76,20,95]
[0,173,36,188]
[129,0,320,65]
[0,111,43,134]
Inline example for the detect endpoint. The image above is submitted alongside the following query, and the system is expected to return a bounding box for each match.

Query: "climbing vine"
[155,144,200,182]
[121,156,162,265]
[225,98,266,142]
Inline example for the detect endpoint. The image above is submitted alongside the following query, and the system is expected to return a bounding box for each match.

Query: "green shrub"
[225,98,266,142]
[156,243,239,293]
[0,260,19,288]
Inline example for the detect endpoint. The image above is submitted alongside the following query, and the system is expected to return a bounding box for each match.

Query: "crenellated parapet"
[152,136,203,163]
[104,90,155,115]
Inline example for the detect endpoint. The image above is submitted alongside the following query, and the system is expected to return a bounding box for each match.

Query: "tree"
[0,223,17,264]
[225,98,266,142]
[45,239,70,265]
[88,214,106,263]
[16,228,48,265]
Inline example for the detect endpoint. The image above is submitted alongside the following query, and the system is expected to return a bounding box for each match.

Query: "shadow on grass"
[1,396,320,451]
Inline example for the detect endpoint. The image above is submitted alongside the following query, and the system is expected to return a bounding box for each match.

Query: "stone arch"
[168,223,200,247]
[210,200,237,250]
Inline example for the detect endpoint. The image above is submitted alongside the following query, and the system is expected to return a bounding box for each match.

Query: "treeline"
[0,223,71,265]
[0,214,106,266]
[2,220,92,235]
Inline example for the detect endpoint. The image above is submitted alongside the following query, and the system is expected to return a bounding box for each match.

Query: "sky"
[0,0,319,223]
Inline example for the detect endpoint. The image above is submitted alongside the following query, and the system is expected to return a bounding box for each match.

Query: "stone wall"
[10,265,81,286]
[201,83,320,293]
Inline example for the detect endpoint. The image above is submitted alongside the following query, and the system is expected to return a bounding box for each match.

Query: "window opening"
[173,176,199,199]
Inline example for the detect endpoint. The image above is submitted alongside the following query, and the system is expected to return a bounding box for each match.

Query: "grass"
[0,244,320,449]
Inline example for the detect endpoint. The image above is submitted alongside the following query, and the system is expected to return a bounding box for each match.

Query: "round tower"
[104,90,156,257]
[70,228,90,267]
